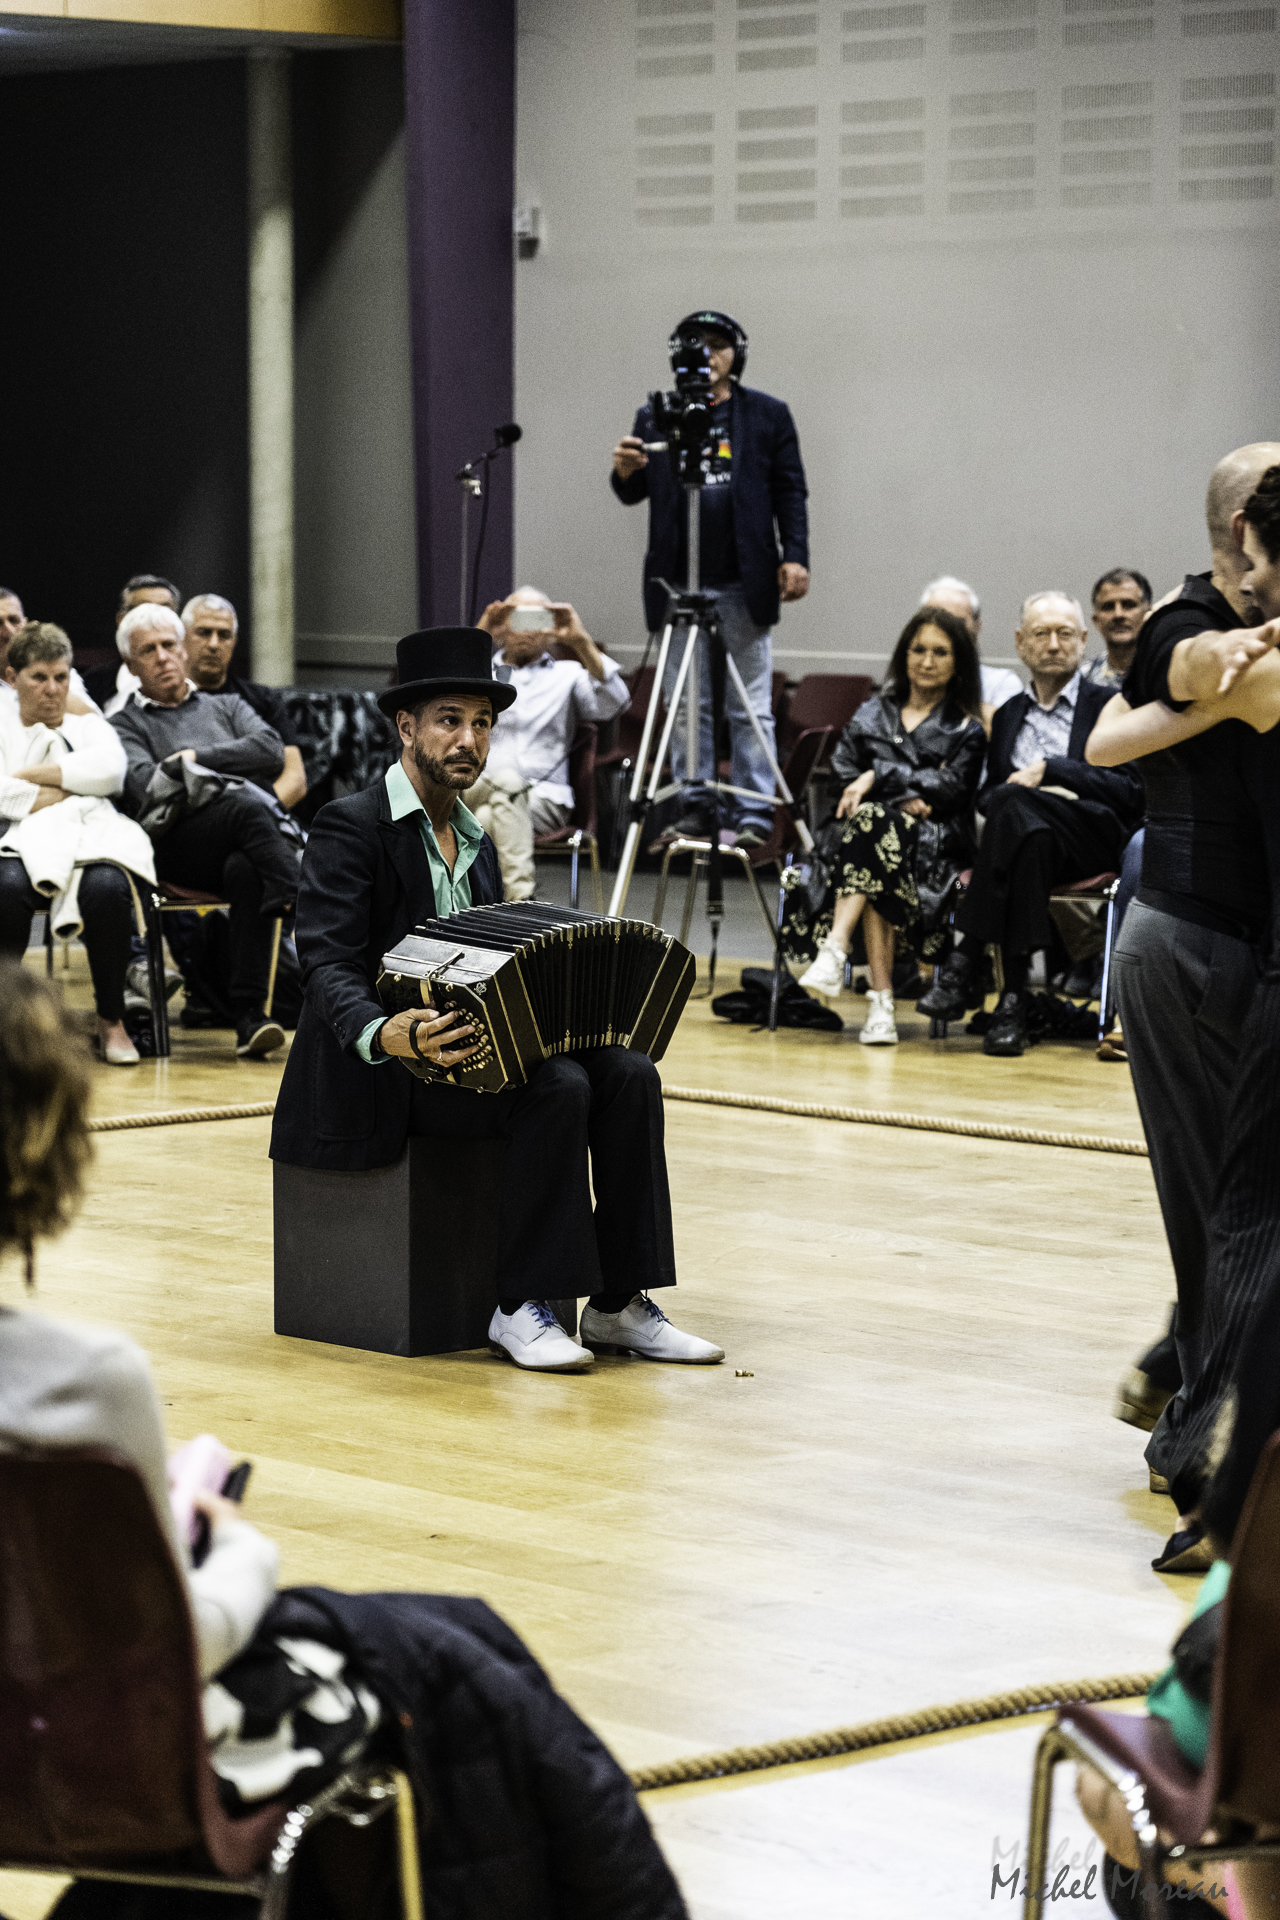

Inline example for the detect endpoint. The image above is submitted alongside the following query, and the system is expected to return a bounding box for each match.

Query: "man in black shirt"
[1095,440,1280,1540]
[611,311,809,848]
[182,594,307,811]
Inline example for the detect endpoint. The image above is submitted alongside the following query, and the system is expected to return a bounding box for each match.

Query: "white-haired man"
[917,590,1142,1056]
[920,576,1023,718]
[465,587,630,900]
[109,602,299,1057]
[182,594,307,810]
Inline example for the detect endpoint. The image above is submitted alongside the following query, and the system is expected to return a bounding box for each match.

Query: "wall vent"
[1182,70,1275,97]
[1065,17,1154,43]
[738,105,819,126]
[952,89,1035,113]
[844,4,926,23]
[842,159,926,184]
[1062,181,1153,206]
[637,54,715,77]
[739,45,819,67]
[1181,104,1274,130]
[841,193,926,213]
[1182,9,1279,33]
[1180,173,1274,196]
[844,36,926,57]
[1064,82,1153,108]
[1063,114,1153,139]
[842,126,925,151]
[736,199,818,219]
[948,186,1036,211]
[950,154,1035,179]
[1061,147,1153,173]
[845,95,925,118]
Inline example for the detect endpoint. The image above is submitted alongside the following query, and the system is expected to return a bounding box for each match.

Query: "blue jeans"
[659,583,776,831]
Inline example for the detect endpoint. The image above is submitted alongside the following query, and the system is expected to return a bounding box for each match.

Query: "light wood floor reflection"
[1,951,1192,1920]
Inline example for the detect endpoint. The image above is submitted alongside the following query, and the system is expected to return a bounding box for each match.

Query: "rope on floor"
[627,1670,1159,1793]
[89,1102,277,1133]
[660,1084,1149,1158]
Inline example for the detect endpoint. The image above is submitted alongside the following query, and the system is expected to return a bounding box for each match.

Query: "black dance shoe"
[916,949,978,1020]
[982,990,1028,1057]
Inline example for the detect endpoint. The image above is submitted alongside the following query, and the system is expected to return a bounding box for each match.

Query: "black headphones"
[669,310,748,381]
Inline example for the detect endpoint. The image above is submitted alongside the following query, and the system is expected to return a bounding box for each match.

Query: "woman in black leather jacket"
[786,607,986,1044]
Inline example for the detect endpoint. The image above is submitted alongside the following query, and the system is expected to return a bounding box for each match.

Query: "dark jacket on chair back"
[611,385,809,633]
[978,676,1144,826]
[270,779,503,1172]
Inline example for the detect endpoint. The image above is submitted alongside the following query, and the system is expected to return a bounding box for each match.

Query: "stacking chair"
[141,882,285,1058]
[0,1448,423,1919]
[1048,871,1120,1043]
[532,722,604,912]
[651,726,833,944]
[1024,1429,1280,1911]
[776,673,873,763]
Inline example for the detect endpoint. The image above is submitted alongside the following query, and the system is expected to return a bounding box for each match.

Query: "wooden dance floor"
[3,953,1194,1920]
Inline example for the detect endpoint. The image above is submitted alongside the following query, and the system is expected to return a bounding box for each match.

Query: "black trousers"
[408,1048,676,1302]
[155,792,297,1012]
[0,858,132,1019]
[1112,900,1257,1474]
[1169,977,1280,1514]
[956,786,1127,955]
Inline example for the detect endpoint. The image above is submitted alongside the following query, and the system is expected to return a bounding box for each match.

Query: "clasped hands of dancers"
[270,627,723,1374]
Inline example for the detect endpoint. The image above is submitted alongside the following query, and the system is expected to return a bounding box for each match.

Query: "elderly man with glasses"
[917,590,1143,1056]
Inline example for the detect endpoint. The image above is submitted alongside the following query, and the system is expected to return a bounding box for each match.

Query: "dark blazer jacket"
[978,675,1144,826]
[610,384,809,633]
[270,779,503,1172]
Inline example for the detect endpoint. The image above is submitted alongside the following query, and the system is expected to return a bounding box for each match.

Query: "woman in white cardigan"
[0,623,154,1065]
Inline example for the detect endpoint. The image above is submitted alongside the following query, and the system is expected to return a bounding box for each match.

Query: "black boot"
[917,948,979,1020]
[983,989,1027,1057]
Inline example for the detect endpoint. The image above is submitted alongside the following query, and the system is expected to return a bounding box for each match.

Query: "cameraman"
[611,310,809,850]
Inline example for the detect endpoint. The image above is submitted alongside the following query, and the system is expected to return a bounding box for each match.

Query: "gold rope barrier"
[627,1670,1158,1793]
[660,1084,1149,1158]
[89,1103,277,1134]
[88,1090,1148,1157]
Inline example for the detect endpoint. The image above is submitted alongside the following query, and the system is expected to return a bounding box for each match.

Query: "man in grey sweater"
[110,603,299,1056]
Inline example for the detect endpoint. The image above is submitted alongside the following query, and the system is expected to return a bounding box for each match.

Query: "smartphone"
[508,606,555,633]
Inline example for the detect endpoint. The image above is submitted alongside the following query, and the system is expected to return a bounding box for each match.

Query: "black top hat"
[377,627,518,719]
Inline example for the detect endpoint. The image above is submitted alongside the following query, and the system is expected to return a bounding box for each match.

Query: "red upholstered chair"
[0,1448,422,1918]
[777,674,874,763]
[532,723,604,911]
[1024,1429,1280,1907]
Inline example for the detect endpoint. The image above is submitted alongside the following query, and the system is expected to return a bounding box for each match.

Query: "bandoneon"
[377,903,695,1093]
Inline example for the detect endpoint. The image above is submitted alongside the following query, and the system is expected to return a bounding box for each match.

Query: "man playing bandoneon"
[271,627,723,1374]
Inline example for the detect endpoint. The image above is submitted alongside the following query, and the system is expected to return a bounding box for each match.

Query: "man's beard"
[412,741,481,791]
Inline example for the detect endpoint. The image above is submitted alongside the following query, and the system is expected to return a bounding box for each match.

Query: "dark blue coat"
[270,777,504,1172]
[611,383,809,632]
[979,675,1144,826]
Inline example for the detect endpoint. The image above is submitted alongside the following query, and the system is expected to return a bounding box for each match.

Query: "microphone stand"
[455,427,520,624]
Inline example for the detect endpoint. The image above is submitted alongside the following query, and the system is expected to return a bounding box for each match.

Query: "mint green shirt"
[1146,1556,1230,1768]
[356,761,486,1065]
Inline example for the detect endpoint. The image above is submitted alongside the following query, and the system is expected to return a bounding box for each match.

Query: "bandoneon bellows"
[377,903,696,1092]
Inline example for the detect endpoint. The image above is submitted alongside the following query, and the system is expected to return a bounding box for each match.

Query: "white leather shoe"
[798,940,847,996]
[579,1294,725,1364]
[487,1301,594,1372]
[859,989,898,1046]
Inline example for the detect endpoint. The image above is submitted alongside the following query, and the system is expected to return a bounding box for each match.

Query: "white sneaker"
[578,1294,725,1364]
[859,990,898,1046]
[487,1301,594,1372]
[798,940,847,997]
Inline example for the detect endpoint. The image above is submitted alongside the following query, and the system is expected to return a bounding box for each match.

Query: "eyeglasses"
[1026,625,1082,643]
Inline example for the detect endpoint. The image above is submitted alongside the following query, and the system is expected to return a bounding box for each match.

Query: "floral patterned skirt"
[781,802,948,966]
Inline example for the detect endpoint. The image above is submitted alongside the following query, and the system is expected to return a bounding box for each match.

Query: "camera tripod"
[607,484,814,999]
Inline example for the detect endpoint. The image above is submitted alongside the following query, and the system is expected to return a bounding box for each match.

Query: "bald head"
[1206,443,1280,553]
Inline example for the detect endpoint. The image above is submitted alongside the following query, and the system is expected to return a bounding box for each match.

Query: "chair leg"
[44,913,54,978]
[733,849,781,945]
[587,832,604,915]
[391,1768,424,1920]
[1023,1724,1071,1913]
[146,895,172,1058]
[1098,891,1117,1044]
[653,846,676,929]
[265,917,283,1018]
[569,831,582,911]
[679,854,703,947]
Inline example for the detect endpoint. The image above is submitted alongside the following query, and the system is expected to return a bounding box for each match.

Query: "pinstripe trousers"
[1167,976,1280,1514]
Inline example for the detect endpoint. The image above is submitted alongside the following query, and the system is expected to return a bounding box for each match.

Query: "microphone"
[493,422,522,447]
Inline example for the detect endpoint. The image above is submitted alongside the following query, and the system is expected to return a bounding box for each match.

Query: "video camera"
[648,325,717,488]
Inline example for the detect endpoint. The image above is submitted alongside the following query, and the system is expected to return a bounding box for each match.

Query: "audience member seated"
[0,587,98,716]
[917,590,1142,1058]
[1083,567,1153,688]
[0,624,150,1066]
[466,585,630,900]
[110,603,298,1059]
[182,592,308,811]
[90,571,182,713]
[786,608,985,1045]
[0,963,688,1920]
[920,574,1023,724]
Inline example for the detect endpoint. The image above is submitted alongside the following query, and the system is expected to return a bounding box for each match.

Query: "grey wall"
[294,49,417,688]
[514,1,1280,682]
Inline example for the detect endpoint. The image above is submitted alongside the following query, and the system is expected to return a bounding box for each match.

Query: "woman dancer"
[788,606,985,1044]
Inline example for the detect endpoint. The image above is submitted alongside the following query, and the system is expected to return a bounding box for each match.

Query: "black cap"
[377,627,517,720]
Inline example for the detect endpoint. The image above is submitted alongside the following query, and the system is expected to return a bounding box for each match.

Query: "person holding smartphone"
[467,585,630,899]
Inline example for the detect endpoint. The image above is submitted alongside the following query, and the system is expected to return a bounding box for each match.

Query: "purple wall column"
[402,0,516,629]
